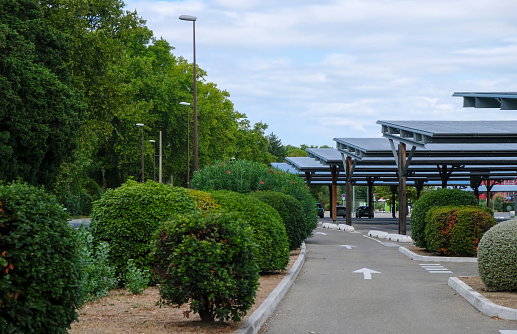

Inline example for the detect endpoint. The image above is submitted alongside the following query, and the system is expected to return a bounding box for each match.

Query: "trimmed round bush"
[250,190,305,251]
[0,183,83,333]
[411,188,478,248]
[424,206,495,256]
[478,219,517,291]
[90,180,199,276]
[186,189,222,213]
[210,190,290,272]
[191,159,317,242]
[152,212,259,322]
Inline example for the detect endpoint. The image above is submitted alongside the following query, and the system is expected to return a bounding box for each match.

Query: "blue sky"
[124,0,517,147]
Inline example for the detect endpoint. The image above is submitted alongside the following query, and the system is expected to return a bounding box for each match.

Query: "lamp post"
[179,14,198,172]
[179,102,190,188]
[136,123,144,182]
[149,140,156,182]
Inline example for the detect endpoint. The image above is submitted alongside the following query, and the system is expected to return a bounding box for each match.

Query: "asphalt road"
[260,214,517,334]
[69,218,91,228]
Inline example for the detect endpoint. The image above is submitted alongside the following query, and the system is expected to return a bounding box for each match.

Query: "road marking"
[353,268,381,280]
[419,264,452,274]
[315,232,328,235]
[499,331,517,333]
[339,245,356,250]
[380,242,400,247]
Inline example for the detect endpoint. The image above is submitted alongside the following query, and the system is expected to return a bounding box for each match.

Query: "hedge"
[249,190,306,251]
[424,206,495,256]
[478,219,517,291]
[210,190,290,272]
[411,188,478,248]
[90,180,199,276]
[0,183,82,333]
[152,212,259,322]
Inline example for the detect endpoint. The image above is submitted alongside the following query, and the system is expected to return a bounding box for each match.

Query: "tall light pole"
[179,14,198,172]
[149,140,156,182]
[136,123,144,182]
[179,102,190,188]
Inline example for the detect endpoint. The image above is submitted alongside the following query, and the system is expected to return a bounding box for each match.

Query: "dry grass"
[69,249,300,334]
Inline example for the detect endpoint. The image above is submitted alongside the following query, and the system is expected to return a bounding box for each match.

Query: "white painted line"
[499,330,517,333]
[419,263,452,273]
[353,268,381,280]
[315,232,328,235]
[380,242,400,247]
[339,245,356,250]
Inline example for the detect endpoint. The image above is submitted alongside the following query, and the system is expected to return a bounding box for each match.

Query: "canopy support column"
[398,142,407,235]
[367,177,374,218]
[331,165,338,222]
[345,156,353,226]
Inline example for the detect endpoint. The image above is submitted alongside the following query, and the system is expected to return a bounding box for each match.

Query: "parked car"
[336,206,346,218]
[356,206,373,218]
[316,203,324,218]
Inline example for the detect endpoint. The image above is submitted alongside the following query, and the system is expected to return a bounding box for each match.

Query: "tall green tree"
[39,0,277,191]
[0,0,83,188]
[234,120,275,164]
[267,132,287,162]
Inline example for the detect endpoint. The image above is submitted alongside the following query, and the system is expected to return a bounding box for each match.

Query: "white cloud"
[125,0,517,146]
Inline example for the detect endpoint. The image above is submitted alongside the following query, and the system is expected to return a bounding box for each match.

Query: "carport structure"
[285,143,517,229]
[376,120,517,234]
[453,92,517,110]
[281,92,517,235]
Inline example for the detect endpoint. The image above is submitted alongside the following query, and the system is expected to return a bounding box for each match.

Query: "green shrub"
[210,190,290,272]
[411,188,478,248]
[424,206,495,256]
[478,219,517,291]
[191,159,317,243]
[90,180,199,276]
[76,226,119,302]
[492,194,506,212]
[0,183,83,333]
[186,189,222,213]
[124,259,149,295]
[250,190,305,251]
[152,212,259,322]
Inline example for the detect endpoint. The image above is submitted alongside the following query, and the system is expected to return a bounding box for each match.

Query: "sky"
[124,0,517,147]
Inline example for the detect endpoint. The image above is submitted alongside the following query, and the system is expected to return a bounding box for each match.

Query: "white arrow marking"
[353,268,381,280]
[339,245,356,250]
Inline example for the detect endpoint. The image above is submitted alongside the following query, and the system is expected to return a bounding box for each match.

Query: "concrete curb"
[400,247,517,320]
[399,246,477,263]
[235,242,306,334]
[448,277,517,320]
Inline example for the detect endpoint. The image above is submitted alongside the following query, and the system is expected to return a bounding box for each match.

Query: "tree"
[0,0,83,188]
[38,0,277,191]
[234,120,275,164]
[267,133,287,162]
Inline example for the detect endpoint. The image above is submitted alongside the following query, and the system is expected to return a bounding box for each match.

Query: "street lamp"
[149,140,156,182]
[179,102,190,188]
[179,14,198,172]
[136,123,144,182]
